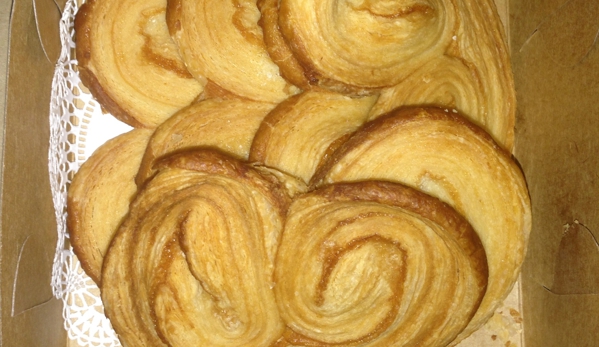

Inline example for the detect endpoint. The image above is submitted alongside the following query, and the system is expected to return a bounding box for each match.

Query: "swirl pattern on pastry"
[259,0,457,94]
[101,149,307,347]
[250,90,377,183]
[312,107,531,344]
[136,98,275,186]
[365,0,515,151]
[257,0,311,89]
[166,0,299,103]
[451,0,516,151]
[367,55,486,138]
[67,128,152,284]
[274,181,487,347]
[75,0,204,128]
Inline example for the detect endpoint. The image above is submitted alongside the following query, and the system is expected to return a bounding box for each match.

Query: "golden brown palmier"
[451,0,516,151]
[368,2,516,151]
[101,149,306,347]
[135,98,274,186]
[67,128,153,284]
[166,0,299,103]
[274,181,487,347]
[371,1,516,151]
[259,0,458,95]
[257,0,310,89]
[250,90,377,183]
[312,107,531,345]
[75,0,204,128]
[367,55,490,142]
[368,56,483,121]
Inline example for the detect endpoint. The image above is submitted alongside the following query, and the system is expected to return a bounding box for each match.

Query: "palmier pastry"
[75,0,204,128]
[67,128,152,284]
[101,149,306,347]
[258,0,457,95]
[367,55,508,148]
[368,56,483,121]
[312,107,531,344]
[136,98,274,186]
[166,0,299,103]
[250,90,377,183]
[452,0,515,151]
[368,1,516,151]
[274,181,488,347]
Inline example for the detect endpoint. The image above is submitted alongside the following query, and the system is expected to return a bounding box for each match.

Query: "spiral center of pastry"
[317,232,406,307]
[331,0,447,57]
[270,0,457,89]
[331,0,446,65]
[315,231,406,344]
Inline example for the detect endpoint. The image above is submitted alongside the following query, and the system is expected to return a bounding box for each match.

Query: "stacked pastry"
[68,0,531,346]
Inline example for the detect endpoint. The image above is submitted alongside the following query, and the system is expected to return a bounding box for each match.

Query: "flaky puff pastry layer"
[250,90,377,184]
[259,0,457,95]
[452,0,515,151]
[312,107,531,345]
[75,0,203,128]
[166,0,299,103]
[101,149,307,347]
[136,98,275,186]
[369,0,516,151]
[259,0,515,150]
[67,128,152,285]
[274,181,488,347]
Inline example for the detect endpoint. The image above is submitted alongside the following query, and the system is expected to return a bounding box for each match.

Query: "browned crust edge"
[479,0,516,152]
[310,106,514,187]
[74,1,150,129]
[66,196,102,284]
[248,92,304,163]
[261,0,380,96]
[153,148,296,219]
[66,130,147,285]
[257,0,311,89]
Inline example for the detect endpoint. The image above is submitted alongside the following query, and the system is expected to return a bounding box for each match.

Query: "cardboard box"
[1,0,66,345]
[511,0,599,345]
[1,0,598,346]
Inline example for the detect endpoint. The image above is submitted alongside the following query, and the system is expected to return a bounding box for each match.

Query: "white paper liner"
[48,1,524,346]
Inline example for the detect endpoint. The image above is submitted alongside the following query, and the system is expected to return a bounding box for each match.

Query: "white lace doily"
[49,1,130,346]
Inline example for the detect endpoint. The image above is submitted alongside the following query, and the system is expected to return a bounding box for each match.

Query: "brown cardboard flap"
[513,0,599,67]
[522,280,599,347]
[511,0,599,345]
[530,0,599,68]
[550,221,599,295]
[0,0,11,144]
[3,297,65,346]
[54,0,67,11]
[33,0,62,63]
[1,0,66,345]
[512,0,599,290]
